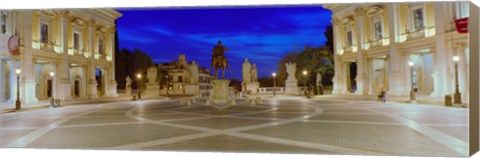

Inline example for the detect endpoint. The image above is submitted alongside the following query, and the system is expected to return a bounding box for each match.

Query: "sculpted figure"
[147,66,158,84]
[285,62,297,80]
[316,72,322,86]
[125,76,132,89]
[251,63,258,82]
[210,40,230,79]
[242,58,251,83]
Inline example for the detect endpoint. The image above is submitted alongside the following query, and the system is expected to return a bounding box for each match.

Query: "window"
[455,2,469,18]
[346,31,353,46]
[413,8,424,31]
[73,32,80,50]
[178,76,183,83]
[1,11,6,34]
[374,21,383,40]
[40,23,49,43]
[98,38,103,54]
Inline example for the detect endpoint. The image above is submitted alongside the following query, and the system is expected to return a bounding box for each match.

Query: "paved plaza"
[0,96,468,157]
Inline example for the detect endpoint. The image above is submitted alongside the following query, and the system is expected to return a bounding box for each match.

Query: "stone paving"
[0,96,469,157]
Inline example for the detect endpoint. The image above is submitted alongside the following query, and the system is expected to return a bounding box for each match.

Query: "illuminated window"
[455,2,469,18]
[346,31,353,46]
[73,32,80,50]
[40,23,49,43]
[374,21,383,40]
[413,8,424,31]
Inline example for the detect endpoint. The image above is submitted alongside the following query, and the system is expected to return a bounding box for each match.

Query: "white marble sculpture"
[286,62,297,81]
[125,76,132,89]
[251,64,258,82]
[242,58,251,83]
[285,62,299,95]
[147,66,158,84]
[189,61,199,84]
[316,72,322,86]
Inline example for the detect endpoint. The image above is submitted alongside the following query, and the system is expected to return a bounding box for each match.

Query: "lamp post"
[303,70,308,96]
[272,72,276,97]
[15,68,21,110]
[453,55,462,104]
[408,61,416,102]
[137,73,142,100]
[50,72,55,99]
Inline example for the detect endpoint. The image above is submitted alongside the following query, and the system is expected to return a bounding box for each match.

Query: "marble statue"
[125,76,132,89]
[242,58,251,83]
[285,62,299,95]
[285,62,297,80]
[251,64,258,82]
[147,66,158,84]
[189,61,199,84]
[316,72,322,86]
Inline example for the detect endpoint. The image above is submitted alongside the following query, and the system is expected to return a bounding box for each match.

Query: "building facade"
[158,54,213,97]
[0,9,122,104]
[324,2,469,100]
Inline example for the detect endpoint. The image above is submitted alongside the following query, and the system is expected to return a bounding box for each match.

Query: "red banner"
[455,17,468,34]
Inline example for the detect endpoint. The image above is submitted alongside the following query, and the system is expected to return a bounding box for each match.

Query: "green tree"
[115,48,154,90]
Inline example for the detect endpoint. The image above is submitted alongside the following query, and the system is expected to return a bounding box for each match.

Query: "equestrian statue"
[210,40,230,79]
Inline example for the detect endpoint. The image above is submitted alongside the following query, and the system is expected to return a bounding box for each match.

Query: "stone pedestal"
[209,80,230,104]
[125,88,132,95]
[285,79,299,95]
[145,83,160,96]
[245,82,259,94]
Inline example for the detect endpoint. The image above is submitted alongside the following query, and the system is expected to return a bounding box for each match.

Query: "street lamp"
[272,72,276,97]
[453,55,462,104]
[137,73,142,100]
[303,70,308,97]
[15,68,21,110]
[408,61,416,102]
[50,72,55,99]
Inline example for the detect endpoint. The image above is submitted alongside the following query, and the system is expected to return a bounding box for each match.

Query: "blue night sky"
[116,5,332,79]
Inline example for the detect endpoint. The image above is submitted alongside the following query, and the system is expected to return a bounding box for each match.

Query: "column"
[0,59,5,101]
[354,8,367,95]
[19,11,38,103]
[86,20,98,98]
[331,18,344,94]
[364,58,372,95]
[8,59,16,103]
[386,3,405,96]
[456,43,468,100]
[430,3,449,97]
[107,28,118,97]
[81,65,87,99]
[58,11,72,100]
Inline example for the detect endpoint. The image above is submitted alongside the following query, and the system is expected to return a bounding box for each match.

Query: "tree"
[229,78,242,92]
[115,48,154,90]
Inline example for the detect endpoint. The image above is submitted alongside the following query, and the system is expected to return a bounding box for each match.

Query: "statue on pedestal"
[316,72,323,95]
[242,58,251,83]
[251,63,258,82]
[285,62,297,81]
[147,66,158,84]
[125,76,132,89]
[285,62,299,95]
[210,40,230,79]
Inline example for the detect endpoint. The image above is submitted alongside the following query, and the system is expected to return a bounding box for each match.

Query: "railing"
[257,87,285,94]
[406,29,425,41]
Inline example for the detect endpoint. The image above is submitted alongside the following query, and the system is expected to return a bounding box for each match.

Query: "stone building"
[0,9,122,104]
[324,2,469,100]
[158,54,213,97]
